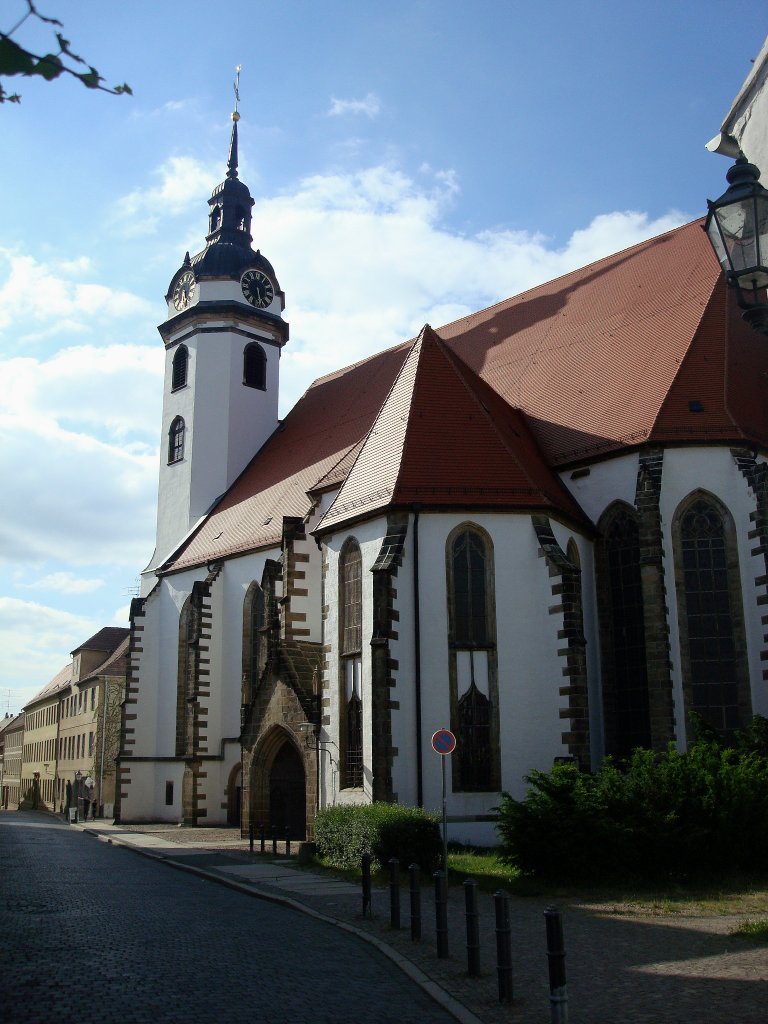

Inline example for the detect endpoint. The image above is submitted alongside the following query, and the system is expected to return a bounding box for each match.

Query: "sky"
[1,0,765,713]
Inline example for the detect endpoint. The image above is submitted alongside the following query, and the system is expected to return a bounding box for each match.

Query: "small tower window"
[168,416,185,464]
[171,346,188,391]
[243,342,267,390]
[210,205,222,233]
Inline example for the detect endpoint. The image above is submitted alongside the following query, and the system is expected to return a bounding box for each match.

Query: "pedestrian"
[82,795,90,821]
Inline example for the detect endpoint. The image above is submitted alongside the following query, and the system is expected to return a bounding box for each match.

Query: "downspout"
[413,505,423,807]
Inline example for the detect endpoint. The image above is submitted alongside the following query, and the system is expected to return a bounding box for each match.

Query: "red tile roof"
[164,220,768,571]
[71,626,129,656]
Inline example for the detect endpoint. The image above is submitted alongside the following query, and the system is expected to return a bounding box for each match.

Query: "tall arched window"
[596,503,651,758]
[171,346,188,391]
[243,343,266,390]
[168,417,185,464]
[241,582,265,705]
[339,539,363,788]
[176,595,199,757]
[674,493,751,738]
[447,525,499,791]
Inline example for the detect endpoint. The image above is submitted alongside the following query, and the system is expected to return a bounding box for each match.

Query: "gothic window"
[597,503,651,758]
[243,342,266,390]
[176,594,200,757]
[339,539,363,788]
[446,525,499,791]
[241,582,266,705]
[171,346,188,391]
[168,416,185,464]
[674,494,751,738]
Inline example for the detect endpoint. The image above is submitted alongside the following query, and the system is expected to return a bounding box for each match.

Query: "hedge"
[314,802,441,872]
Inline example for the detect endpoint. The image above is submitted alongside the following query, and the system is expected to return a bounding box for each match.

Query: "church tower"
[142,101,288,591]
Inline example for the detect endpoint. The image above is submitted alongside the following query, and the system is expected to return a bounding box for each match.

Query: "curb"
[84,827,484,1024]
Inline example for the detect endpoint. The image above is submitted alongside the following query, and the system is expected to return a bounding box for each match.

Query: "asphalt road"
[1,812,454,1024]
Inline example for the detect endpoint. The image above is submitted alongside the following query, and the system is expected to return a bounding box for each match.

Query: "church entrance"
[269,741,306,839]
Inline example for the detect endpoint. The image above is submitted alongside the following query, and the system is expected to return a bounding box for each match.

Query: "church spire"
[202,65,254,250]
[227,65,241,180]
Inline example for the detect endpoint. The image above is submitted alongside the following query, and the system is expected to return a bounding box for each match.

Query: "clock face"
[241,270,275,309]
[172,271,196,311]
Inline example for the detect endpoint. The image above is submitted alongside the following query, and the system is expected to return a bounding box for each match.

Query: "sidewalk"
[71,820,767,1024]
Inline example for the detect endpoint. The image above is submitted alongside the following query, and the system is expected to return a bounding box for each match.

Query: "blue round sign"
[431,729,456,755]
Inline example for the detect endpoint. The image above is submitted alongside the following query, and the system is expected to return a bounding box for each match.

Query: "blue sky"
[1,0,765,712]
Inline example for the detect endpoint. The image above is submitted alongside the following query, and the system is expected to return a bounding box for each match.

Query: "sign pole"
[441,753,448,872]
[431,729,456,875]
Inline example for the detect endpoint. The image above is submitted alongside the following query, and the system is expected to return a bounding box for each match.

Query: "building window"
[243,342,266,390]
[88,731,94,756]
[168,416,185,464]
[596,503,651,758]
[165,781,174,806]
[241,582,265,705]
[446,525,499,792]
[171,345,189,391]
[176,593,200,757]
[339,539,363,788]
[673,493,751,739]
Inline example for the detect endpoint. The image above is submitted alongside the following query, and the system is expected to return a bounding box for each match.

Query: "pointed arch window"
[241,582,265,706]
[339,539,363,788]
[447,525,499,792]
[597,504,651,758]
[674,495,751,738]
[176,594,200,757]
[244,342,266,390]
[171,346,188,391]
[168,416,185,464]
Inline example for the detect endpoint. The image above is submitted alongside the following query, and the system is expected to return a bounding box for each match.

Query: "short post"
[464,879,481,977]
[285,827,291,858]
[259,823,265,855]
[545,905,568,1023]
[271,826,277,858]
[361,852,372,918]
[249,821,254,854]
[388,858,401,929]
[494,891,513,1004]
[409,863,421,941]
[434,870,449,958]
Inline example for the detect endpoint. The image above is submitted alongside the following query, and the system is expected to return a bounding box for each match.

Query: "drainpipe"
[413,505,423,807]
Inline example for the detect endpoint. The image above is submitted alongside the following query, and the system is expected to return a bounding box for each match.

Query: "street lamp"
[704,153,768,334]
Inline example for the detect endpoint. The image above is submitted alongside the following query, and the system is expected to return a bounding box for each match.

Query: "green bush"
[496,718,768,884]
[315,802,441,872]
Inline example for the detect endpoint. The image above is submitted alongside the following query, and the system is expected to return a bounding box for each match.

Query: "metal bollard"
[249,821,254,854]
[409,863,421,941]
[259,823,265,855]
[464,879,481,977]
[361,852,372,918]
[544,905,568,1023]
[389,858,400,929]
[285,828,291,858]
[494,891,513,1004]
[433,870,449,958]
[271,826,277,858]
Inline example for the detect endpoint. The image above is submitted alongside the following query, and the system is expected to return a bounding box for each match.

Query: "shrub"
[496,718,768,884]
[315,802,441,872]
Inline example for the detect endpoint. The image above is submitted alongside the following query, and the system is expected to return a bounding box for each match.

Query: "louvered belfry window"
[243,342,266,390]
[340,540,363,788]
[171,345,188,390]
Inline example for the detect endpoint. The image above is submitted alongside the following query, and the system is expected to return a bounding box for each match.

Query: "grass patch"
[731,918,768,941]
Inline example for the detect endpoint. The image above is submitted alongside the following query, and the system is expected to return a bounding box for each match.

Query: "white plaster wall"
[560,452,639,525]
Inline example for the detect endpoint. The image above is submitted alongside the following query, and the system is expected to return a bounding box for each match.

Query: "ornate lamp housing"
[705,154,768,334]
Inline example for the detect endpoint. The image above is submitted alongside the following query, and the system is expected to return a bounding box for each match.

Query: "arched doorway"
[269,741,306,840]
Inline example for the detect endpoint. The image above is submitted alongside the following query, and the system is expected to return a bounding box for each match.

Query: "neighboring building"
[1,714,24,809]
[707,35,768,175]
[57,628,129,818]
[20,665,71,811]
[117,96,768,845]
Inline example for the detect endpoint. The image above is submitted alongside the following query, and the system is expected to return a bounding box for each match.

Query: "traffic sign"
[431,729,456,755]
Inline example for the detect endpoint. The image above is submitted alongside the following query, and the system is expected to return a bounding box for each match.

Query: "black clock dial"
[241,270,275,309]
[172,271,196,311]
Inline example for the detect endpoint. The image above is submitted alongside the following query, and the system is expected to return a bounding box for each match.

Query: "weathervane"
[233,64,241,121]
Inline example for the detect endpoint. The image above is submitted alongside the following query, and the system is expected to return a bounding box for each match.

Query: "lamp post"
[704,153,768,334]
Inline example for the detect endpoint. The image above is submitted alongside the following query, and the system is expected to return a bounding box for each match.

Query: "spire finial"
[227,64,242,179]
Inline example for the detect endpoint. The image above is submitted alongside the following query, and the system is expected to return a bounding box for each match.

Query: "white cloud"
[0,598,98,711]
[328,93,381,119]
[114,155,219,235]
[0,249,155,345]
[20,573,105,595]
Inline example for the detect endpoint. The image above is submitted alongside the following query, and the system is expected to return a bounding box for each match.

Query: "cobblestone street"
[1,813,454,1024]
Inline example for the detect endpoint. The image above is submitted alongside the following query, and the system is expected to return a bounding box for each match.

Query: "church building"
[116,103,768,845]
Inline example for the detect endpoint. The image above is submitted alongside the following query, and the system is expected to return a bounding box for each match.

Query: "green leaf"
[79,68,102,89]
[114,82,132,96]
[0,36,36,76]
[31,53,63,80]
